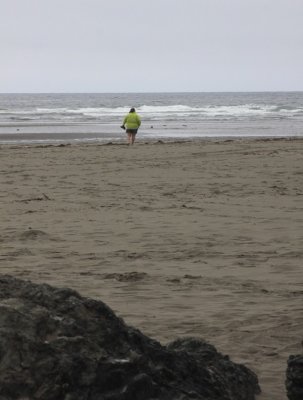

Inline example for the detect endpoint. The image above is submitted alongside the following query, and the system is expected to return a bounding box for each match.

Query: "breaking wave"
[1,103,302,123]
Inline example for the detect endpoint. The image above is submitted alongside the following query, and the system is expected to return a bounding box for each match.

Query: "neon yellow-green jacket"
[123,112,141,129]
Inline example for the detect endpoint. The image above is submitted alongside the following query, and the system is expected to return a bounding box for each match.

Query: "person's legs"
[131,133,136,145]
[126,130,137,145]
[127,132,132,145]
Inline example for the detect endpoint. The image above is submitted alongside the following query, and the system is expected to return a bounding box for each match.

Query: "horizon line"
[0,90,303,95]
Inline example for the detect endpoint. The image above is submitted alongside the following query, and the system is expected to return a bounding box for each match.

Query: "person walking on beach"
[121,108,141,145]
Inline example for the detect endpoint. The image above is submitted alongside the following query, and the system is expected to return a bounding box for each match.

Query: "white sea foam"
[36,108,69,114]
[2,104,303,120]
[72,104,303,118]
[70,107,130,115]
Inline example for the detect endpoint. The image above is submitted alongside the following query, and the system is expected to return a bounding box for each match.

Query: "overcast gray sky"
[1,0,302,92]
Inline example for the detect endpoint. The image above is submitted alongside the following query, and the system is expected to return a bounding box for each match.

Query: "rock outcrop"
[286,355,303,400]
[0,274,260,400]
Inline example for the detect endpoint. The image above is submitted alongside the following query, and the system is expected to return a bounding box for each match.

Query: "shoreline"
[1,135,303,148]
[1,138,302,399]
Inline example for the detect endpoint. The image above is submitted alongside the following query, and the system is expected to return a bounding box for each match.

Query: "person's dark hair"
[130,108,135,113]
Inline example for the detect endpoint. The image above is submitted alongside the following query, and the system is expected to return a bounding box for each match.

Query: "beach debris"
[0,274,260,400]
[102,271,148,282]
[17,193,51,203]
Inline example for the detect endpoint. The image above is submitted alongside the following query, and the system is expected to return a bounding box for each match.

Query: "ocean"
[0,92,302,144]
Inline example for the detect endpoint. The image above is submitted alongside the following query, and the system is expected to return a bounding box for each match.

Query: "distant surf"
[0,92,302,143]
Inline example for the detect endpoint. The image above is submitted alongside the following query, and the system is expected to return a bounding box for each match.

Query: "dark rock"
[0,275,260,400]
[286,355,303,400]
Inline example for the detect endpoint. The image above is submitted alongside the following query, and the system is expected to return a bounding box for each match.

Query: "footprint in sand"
[19,229,50,241]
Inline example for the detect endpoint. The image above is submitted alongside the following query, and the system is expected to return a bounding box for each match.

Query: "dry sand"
[1,138,303,399]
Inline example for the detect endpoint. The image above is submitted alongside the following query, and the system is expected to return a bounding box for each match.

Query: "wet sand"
[1,138,303,399]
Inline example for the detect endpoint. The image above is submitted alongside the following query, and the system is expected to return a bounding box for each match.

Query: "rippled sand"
[1,138,303,399]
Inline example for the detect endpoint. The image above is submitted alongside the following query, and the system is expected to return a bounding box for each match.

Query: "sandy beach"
[0,138,302,399]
